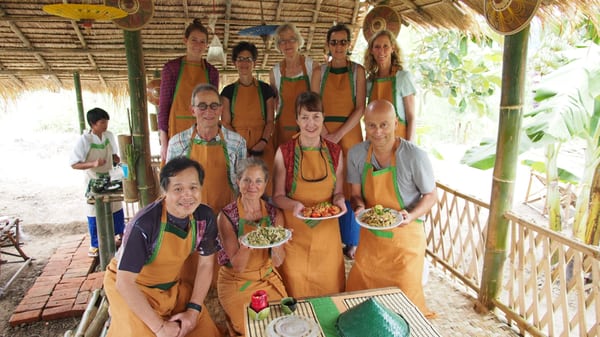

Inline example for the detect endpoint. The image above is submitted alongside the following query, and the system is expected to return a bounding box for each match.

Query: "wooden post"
[117,134,139,202]
[123,30,157,207]
[478,26,529,310]
[74,72,85,134]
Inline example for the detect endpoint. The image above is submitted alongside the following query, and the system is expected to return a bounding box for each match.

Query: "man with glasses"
[167,83,247,292]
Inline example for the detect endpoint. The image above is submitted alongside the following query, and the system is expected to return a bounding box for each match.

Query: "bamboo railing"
[426,182,600,337]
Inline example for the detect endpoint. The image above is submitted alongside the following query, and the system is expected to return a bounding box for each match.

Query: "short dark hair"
[185,18,209,39]
[295,91,323,118]
[160,156,205,191]
[232,41,258,63]
[190,83,222,105]
[86,108,110,128]
[326,24,351,43]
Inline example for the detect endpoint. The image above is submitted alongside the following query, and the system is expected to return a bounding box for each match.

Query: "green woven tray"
[336,298,410,337]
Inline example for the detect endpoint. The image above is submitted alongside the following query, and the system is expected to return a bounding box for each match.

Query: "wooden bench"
[0,217,32,297]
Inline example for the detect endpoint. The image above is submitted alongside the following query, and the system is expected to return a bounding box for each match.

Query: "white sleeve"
[106,131,119,155]
[69,134,90,165]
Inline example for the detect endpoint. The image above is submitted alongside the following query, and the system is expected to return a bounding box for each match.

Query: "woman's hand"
[292,201,305,217]
[169,309,197,337]
[155,319,180,337]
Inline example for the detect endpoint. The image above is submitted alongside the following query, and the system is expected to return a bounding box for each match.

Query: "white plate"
[266,315,320,337]
[239,228,292,249]
[357,208,404,230]
[105,184,121,191]
[295,208,346,221]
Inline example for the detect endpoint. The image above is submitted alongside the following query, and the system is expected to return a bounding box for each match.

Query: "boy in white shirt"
[69,108,125,257]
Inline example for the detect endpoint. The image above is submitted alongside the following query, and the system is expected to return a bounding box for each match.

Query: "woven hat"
[336,298,410,337]
[484,0,541,35]
[362,6,401,42]
[105,0,154,31]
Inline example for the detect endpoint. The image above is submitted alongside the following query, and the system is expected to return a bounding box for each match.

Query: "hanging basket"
[104,0,154,31]
[484,0,541,35]
[207,36,226,65]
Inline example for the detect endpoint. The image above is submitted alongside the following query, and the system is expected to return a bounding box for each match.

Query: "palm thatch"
[0,0,598,98]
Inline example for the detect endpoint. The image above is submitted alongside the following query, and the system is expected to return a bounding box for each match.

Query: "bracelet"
[259,137,268,144]
[153,321,165,334]
[186,302,202,312]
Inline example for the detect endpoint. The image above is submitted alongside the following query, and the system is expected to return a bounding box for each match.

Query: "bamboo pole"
[75,289,101,337]
[84,296,109,337]
[74,72,85,134]
[585,162,600,245]
[123,30,157,207]
[478,26,530,311]
[95,196,115,271]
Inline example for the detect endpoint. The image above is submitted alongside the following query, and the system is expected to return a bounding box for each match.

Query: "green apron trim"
[289,139,336,207]
[276,59,310,121]
[307,297,340,337]
[164,222,188,239]
[175,116,196,120]
[303,219,321,228]
[323,116,348,123]
[239,281,252,292]
[187,129,235,193]
[146,220,166,265]
[320,61,356,107]
[174,58,209,109]
[368,74,406,125]
[230,79,266,122]
[90,138,110,149]
[369,229,394,238]
[147,280,177,290]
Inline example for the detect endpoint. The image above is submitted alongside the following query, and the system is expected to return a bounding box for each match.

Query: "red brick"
[42,305,77,320]
[50,287,79,300]
[63,268,91,278]
[14,300,47,313]
[56,276,85,286]
[39,268,65,277]
[35,275,62,284]
[91,277,104,290]
[18,295,49,306]
[46,297,75,308]
[9,309,42,326]
[71,303,87,315]
[80,279,95,291]
[87,272,105,280]
[26,285,55,297]
[45,261,70,270]
[75,291,90,304]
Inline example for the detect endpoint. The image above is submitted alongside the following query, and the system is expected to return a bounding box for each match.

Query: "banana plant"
[462,44,600,243]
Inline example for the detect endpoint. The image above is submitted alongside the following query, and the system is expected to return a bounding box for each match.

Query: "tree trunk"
[585,162,600,245]
[478,26,529,310]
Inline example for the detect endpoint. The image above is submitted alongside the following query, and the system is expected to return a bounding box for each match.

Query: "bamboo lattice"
[425,182,600,337]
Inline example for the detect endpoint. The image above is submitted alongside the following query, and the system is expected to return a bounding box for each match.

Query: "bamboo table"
[244,287,442,337]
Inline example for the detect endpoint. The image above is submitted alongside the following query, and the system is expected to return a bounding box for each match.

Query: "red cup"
[251,290,268,311]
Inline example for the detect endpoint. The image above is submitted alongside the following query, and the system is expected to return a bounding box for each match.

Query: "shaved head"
[365,99,396,123]
[364,99,398,147]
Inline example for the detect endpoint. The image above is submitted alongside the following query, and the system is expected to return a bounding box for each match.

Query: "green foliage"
[407,30,502,117]
[521,159,580,183]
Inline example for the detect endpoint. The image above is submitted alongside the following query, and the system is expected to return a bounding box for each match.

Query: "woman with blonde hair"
[364,29,416,141]
[270,23,321,149]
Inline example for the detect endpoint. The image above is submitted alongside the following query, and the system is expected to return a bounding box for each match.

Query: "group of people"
[70,19,435,337]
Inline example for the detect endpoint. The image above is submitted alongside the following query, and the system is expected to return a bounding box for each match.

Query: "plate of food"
[296,201,346,220]
[357,205,404,230]
[240,226,292,249]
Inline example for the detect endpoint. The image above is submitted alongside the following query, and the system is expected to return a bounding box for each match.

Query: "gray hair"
[275,23,305,51]
[235,157,269,182]
[190,83,222,105]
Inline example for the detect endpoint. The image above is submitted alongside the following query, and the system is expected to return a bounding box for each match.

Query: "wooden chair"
[0,217,32,297]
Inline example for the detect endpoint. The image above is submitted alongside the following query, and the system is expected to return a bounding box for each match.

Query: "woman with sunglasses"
[272,91,347,298]
[158,19,219,164]
[269,23,321,150]
[364,29,417,141]
[221,42,276,196]
[315,24,366,259]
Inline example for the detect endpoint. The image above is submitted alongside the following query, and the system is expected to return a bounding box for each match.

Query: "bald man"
[346,99,436,318]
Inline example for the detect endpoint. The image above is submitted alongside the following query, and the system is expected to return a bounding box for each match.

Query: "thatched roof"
[0,0,598,98]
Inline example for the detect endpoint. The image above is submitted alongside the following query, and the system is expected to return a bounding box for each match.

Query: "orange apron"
[278,139,345,298]
[346,143,432,316]
[368,67,407,139]
[217,199,287,335]
[104,200,221,337]
[168,58,209,138]
[230,81,274,196]
[274,57,310,149]
[320,62,363,198]
[185,127,235,287]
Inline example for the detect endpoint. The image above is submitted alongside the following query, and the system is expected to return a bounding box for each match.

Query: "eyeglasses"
[278,38,298,45]
[193,102,221,111]
[236,56,254,63]
[298,140,329,183]
[240,177,266,186]
[329,39,349,46]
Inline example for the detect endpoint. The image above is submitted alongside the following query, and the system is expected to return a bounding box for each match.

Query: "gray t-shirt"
[346,139,435,210]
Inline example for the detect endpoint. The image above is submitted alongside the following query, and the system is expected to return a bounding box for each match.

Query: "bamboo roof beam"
[397,0,433,22]
[223,0,232,70]
[0,6,62,87]
[182,0,190,19]
[262,0,285,69]
[305,0,323,51]
[0,61,25,89]
[0,68,269,77]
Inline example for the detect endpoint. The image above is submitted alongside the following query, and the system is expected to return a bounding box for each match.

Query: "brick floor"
[9,235,105,326]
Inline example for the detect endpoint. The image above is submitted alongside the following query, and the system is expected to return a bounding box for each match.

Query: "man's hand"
[170,310,199,337]
[94,158,107,167]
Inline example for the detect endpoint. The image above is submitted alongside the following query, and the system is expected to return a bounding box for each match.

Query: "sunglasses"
[329,39,349,46]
